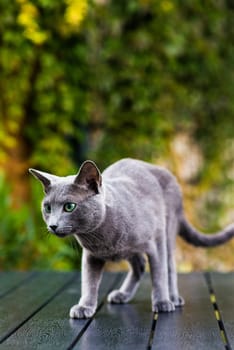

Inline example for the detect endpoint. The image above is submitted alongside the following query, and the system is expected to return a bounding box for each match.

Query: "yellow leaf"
[65,0,88,28]
[17,0,48,45]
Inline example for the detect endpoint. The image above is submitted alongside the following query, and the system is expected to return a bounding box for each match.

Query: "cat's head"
[29,161,105,237]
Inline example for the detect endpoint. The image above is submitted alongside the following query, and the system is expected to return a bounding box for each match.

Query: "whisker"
[68,237,80,257]
[62,226,73,234]
[79,232,103,250]
[40,229,50,238]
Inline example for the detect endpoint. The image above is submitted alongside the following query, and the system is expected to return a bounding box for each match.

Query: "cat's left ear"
[29,169,59,193]
[75,160,102,194]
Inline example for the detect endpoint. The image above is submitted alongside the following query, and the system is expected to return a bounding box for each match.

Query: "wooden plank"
[210,272,234,348]
[0,271,77,344]
[0,272,35,298]
[1,272,230,349]
[153,273,223,350]
[1,272,121,350]
[73,273,154,350]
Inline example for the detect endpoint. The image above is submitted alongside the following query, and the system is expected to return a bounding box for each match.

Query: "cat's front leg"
[70,249,105,319]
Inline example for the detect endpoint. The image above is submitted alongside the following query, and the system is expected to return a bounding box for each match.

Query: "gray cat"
[29,158,234,318]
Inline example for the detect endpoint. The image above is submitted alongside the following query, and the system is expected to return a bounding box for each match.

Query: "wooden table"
[0,271,233,349]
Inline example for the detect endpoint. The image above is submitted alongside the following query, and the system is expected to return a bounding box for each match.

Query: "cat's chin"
[54,232,68,238]
[50,230,74,238]
[54,230,77,238]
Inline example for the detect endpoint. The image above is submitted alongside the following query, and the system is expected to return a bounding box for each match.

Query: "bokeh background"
[1,0,234,271]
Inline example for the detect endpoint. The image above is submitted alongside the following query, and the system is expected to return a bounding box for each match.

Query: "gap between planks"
[0,273,78,344]
[147,272,233,350]
[0,272,232,350]
[66,273,123,350]
[204,272,232,350]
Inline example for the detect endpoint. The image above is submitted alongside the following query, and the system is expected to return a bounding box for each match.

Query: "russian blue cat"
[29,158,234,318]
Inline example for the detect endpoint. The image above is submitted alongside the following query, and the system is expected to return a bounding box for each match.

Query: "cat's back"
[102,158,145,178]
[102,158,150,180]
[102,158,182,213]
[102,158,177,189]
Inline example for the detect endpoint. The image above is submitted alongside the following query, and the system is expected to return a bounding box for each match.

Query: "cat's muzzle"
[48,225,73,238]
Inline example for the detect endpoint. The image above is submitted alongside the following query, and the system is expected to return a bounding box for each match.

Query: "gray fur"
[29,158,234,318]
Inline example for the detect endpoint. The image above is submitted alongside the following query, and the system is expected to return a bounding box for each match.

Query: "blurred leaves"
[0,174,81,270]
[0,0,234,269]
[17,0,49,45]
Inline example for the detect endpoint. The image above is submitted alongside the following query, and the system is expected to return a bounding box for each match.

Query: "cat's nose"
[49,225,58,232]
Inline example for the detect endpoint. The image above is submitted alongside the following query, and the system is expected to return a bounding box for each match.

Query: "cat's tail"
[179,214,234,247]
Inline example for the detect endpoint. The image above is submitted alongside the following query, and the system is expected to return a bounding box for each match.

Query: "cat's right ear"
[29,169,57,193]
[74,160,102,194]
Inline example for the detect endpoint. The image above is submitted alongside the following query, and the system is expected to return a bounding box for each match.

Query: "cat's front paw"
[153,300,175,313]
[107,290,130,304]
[69,304,96,319]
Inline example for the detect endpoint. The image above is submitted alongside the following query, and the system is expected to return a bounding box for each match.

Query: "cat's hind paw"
[107,290,131,304]
[69,304,95,319]
[153,300,175,313]
[171,295,185,307]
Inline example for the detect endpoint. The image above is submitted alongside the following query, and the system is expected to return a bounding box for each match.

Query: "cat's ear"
[75,160,102,194]
[29,168,58,193]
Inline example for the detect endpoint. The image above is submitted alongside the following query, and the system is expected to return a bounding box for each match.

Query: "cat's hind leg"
[167,248,185,307]
[147,237,175,313]
[166,215,185,307]
[107,253,146,304]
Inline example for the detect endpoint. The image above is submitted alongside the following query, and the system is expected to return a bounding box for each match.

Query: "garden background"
[1,0,234,271]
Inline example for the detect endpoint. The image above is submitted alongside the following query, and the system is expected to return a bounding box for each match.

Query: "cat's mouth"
[48,225,74,237]
[53,230,75,238]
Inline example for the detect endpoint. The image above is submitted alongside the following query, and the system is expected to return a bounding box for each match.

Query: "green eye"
[64,202,76,212]
[44,204,51,214]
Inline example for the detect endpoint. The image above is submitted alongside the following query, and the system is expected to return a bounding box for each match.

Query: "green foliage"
[0,0,89,174]
[0,0,234,269]
[83,0,234,172]
[0,175,81,270]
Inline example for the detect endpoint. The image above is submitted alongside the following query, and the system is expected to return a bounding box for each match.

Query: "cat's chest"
[75,233,129,261]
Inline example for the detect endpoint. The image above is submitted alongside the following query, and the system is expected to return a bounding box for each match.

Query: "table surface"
[0,271,233,350]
